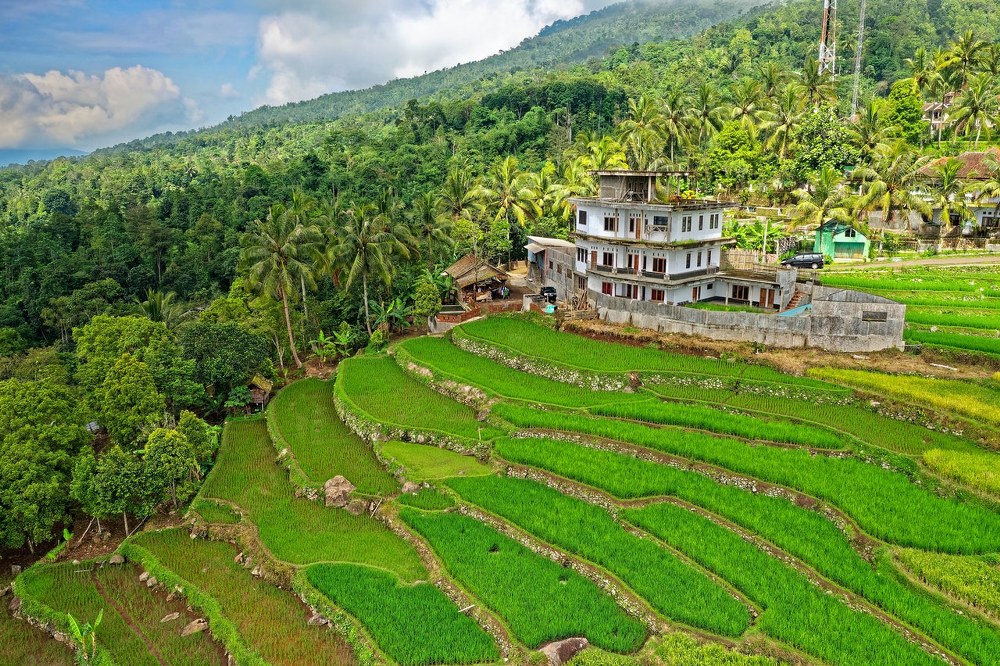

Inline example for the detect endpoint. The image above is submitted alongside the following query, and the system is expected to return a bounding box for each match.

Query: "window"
[578,210,588,227]
[601,281,613,295]
[651,288,665,302]
[548,260,553,270]
[862,311,888,322]
[628,217,636,233]
[685,253,692,269]
[604,216,616,232]
[576,276,587,290]
[577,247,587,263]
[697,251,703,267]
[651,257,666,273]
[556,264,562,275]
[602,251,614,267]
[698,215,704,231]
[709,213,720,230]
[652,215,669,228]
[707,249,713,265]
[682,216,693,232]
[731,285,750,301]
[844,227,857,238]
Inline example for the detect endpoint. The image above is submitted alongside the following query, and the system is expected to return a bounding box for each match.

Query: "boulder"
[324,476,355,508]
[540,637,589,666]
[9,565,21,575]
[160,612,180,623]
[307,613,329,626]
[8,596,21,613]
[401,482,420,494]
[139,571,150,583]
[108,554,125,565]
[145,576,158,588]
[181,619,208,636]
[345,499,369,515]
[233,552,244,565]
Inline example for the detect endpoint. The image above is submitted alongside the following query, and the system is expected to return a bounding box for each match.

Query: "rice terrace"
[8,310,1000,666]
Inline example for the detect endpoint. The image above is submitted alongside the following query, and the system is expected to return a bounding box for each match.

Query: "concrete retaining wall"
[591,287,905,352]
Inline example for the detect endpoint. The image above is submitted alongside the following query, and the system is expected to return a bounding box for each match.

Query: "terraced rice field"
[16,314,1000,666]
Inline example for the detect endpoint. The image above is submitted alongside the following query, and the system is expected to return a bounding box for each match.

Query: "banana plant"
[67,609,103,664]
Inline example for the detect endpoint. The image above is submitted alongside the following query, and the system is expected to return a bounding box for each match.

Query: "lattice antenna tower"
[818,0,837,78]
[850,0,868,118]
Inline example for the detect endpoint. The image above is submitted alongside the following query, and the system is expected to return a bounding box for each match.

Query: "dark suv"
[781,253,824,269]
[540,286,557,303]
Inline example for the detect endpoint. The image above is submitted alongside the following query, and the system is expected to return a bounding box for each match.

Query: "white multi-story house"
[567,170,783,308]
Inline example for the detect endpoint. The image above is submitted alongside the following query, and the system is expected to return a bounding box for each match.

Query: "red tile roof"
[920,147,1000,180]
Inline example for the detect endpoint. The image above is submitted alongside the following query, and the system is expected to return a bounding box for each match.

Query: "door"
[692,286,702,302]
[762,288,775,308]
[590,250,597,268]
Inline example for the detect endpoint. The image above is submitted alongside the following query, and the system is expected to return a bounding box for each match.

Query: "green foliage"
[0,605,73,665]
[447,474,750,636]
[306,563,498,665]
[97,354,165,446]
[190,498,240,524]
[268,378,398,495]
[198,419,424,578]
[905,329,1000,357]
[401,508,646,651]
[412,274,442,322]
[895,548,1000,619]
[493,405,1000,553]
[176,410,217,466]
[396,488,455,510]
[0,378,90,549]
[381,440,491,482]
[179,321,272,395]
[143,428,199,508]
[0,327,27,356]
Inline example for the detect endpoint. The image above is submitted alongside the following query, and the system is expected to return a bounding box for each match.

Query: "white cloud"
[0,66,195,149]
[253,0,607,106]
[219,82,241,98]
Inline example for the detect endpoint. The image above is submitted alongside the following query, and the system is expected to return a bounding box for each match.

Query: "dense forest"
[3,0,1000,554]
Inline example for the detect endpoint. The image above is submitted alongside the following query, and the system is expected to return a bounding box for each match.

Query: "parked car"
[781,253,824,269]
[540,286,557,303]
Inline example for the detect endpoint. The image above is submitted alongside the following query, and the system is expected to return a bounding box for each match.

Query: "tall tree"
[659,89,690,164]
[855,142,932,229]
[687,83,725,146]
[941,30,984,89]
[791,166,852,228]
[409,191,455,265]
[239,204,323,368]
[617,96,665,170]
[729,78,765,133]
[758,85,805,160]
[950,73,999,148]
[925,158,970,233]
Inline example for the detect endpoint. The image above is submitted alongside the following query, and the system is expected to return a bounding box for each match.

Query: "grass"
[493,404,1000,553]
[496,436,1000,666]
[306,563,498,666]
[924,448,1000,496]
[593,398,848,449]
[810,368,1000,428]
[131,529,355,666]
[569,633,777,666]
[866,289,1000,309]
[821,269,1000,295]
[399,336,649,409]
[906,306,1000,331]
[457,317,835,389]
[904,328,1000,356]
[624,504,940,666]
[337,355,504,441]
[270,378,399,495]
[381,441,491,481]
[397,488,455,510]
[0,602,73,665]
[190,498,240,524]
[16,561,223,666]
[199,419,425,580]
[895,549,1000,619]
[686,302,769,313]
[645,379,974,455]
[446,474,750,637]
[401,508,646,652]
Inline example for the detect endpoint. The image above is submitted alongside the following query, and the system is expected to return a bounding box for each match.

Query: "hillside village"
[2,1,1000,665]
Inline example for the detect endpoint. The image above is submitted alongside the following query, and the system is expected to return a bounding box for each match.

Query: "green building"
[813,220,870,259]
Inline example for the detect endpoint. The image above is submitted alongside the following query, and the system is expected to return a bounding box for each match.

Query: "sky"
[0,0,617,152]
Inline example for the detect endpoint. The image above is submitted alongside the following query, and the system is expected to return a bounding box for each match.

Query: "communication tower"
[818,0,837,78]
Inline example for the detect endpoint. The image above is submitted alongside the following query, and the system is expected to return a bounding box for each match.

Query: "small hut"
[249,375,274,410]
[443,254,509,305]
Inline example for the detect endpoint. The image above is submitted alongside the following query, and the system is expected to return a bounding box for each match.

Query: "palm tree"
[926,157,970,233]
[133,289,187,330]
[729,79,765,134]
[941,30,984,89]
[854,142,932,229]
[687,83,725,146]
[791,165,852,229]
[239,204,324,368]
[968,154,1000,217]
[476,155,541,228]
[409,191,454,265]
[659,89,690,164]
[758,85,805,159]
[850,98,898,165]
[335,203,408,335]
[905,47,938,97]
[757,61,789,104]
[579,134,629,172]
[617,96,665,170]
[799,56,837,106]
[950,73,999,148]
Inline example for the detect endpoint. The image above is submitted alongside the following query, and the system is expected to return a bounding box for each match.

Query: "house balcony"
[589,263,718,285]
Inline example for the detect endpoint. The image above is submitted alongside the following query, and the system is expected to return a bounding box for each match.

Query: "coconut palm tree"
[659,89,691,164]
[133,289,188,330]
[854,142,932,229]
[757,61,789,104]
[687,83,725,146]
[850,98,898,165]
[729,78,765,134]
[799,56,837,106]
[926,157,970,233]
[950,73,999,148]
[239,204,324,368]
[905,47,938,97]
[791,165,853,229]
[758,85,805,160]
[476,155,541,227]
[617,96,666,170]
[579,134,629,172]
[438,166,479,223]
[409,191,454,266]
[941,30,985,89]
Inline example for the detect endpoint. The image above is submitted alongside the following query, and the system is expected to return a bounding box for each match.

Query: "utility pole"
[850,0,867,118]
[818,0,837,78]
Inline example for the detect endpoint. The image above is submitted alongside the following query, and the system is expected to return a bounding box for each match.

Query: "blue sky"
[0,0,615,152]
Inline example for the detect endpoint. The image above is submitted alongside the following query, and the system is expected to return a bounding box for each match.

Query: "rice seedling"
[592,399,848,449]
[458,317,834,389]
[131,529,355,666]
[16,561,223,666]
[492,405,1000,553]
[0,607,71,665]
[568,633,778,666]
[397,488,455,510]
[381,440,491,482]
[866,289,1000,309]
[923,448,1000,496]
[445,475,750,636]
[811,368,1000,428]
[906,307,1000,331]
[624,504,941,666]
[199,419,425,580]
[821,271,1000,295]
[399,336,649,408]
[190,498,240,524]
[904,329,1000,356]
[306,563,498,665]
[895,549,1000,619]
[337,355,504,441]
[496,437,1000,666]
[401,508,646,652]
[269,378,399,495]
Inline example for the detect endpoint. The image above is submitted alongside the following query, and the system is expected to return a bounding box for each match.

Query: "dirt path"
[90,570,168,666]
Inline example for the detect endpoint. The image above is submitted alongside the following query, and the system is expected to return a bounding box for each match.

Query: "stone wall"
[591,286,905,352]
